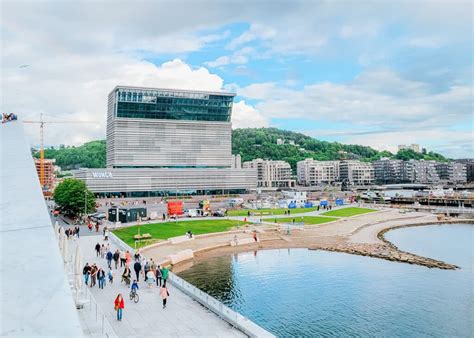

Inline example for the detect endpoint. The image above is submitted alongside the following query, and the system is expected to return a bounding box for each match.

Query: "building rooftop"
[110,85,236,97]
[0,121,83,336]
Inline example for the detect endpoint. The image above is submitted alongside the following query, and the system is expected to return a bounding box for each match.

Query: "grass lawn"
[321,207,377,218]
[113,219,247,248]
[228,207,317,217]
[272,216,339,225]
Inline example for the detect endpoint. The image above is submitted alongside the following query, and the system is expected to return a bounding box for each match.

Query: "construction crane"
[23,113,97,190]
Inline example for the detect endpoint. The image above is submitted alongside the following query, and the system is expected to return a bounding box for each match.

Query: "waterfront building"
[455,159,474,182]
[339,160,374,185]
[398,144,421,153]
[243,159,295,188]
[373,158,403,184]
[401,160,440,184]
[435,162,467,184]
[296,159,340,186]
[74,86,256,197]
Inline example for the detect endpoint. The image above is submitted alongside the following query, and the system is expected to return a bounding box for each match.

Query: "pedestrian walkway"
[73,235,245,337]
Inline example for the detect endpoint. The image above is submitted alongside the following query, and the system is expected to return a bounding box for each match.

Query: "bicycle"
[129,289,139,303]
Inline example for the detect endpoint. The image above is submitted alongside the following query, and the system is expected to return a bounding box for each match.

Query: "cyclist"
[131,279,139,295]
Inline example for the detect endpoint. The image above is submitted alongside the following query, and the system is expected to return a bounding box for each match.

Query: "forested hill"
[33,128,448,170]
[232,128,447,169]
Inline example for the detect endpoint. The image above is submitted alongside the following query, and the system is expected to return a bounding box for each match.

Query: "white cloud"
[2,57,226,146]
[237,70,473,157]
[205,47,254,68]
[231,101,268,128]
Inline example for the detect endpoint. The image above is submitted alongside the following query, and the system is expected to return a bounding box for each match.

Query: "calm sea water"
[177,223,473,337]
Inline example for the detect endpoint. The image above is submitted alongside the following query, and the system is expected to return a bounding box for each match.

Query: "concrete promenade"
[73,234,245,337]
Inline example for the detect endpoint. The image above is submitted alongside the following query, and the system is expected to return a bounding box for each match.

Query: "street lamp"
[84,191,87,220]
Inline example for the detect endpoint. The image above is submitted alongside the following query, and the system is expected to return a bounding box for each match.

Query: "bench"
[134,233,152,240]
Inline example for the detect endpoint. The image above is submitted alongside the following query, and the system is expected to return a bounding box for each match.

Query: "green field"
[228,207,317,217]
[321,207,376,218]
[272,216,339,225]
[113,219,246,248]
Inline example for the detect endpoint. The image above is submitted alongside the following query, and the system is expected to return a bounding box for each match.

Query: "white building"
[398,144,421,153]
[339,160,374,185]
[243,159,295,189]
[297,159,340,186]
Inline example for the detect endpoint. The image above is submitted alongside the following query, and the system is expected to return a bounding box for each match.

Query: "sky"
[1,0,472,158]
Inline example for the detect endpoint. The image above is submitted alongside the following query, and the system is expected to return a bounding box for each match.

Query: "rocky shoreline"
[310,242,459,270]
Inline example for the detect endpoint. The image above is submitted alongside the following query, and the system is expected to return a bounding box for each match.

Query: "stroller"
[122,273,131,286]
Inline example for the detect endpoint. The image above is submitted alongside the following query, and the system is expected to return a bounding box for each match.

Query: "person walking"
[146,270,155,288]
[100,244,106,258]
[156,265,163,287]
[125,251,132,267]
[161,265,169,286]
[76,226,80,238]
[83,263,91,286]
[104,227,109,241]
[108,269,114,285]
[106,250,113,269]
[90,264,98,287]
[98,268,106,289]
[133,260,142,282]
[160,284,170,309]
[114,294,124,321]
[113,250,120,269]
[119,250,126,267]
[95,243,101,257]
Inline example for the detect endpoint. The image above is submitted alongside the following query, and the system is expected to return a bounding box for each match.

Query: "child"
[108,269,114,284]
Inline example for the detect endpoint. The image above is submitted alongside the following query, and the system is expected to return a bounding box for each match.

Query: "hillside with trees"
[33,128,448,170]
[32,140,106,170]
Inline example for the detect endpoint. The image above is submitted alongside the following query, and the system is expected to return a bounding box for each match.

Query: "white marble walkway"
[73,235,245,337]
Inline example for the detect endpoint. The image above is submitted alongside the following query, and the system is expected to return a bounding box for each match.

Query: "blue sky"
[1,1,472,158]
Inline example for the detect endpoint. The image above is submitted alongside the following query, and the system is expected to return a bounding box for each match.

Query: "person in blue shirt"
[131,280,139,293]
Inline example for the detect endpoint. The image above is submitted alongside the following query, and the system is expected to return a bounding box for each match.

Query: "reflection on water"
[178,224,473,337]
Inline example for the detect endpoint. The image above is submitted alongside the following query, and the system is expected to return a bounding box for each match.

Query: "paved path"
[74,235,245,337]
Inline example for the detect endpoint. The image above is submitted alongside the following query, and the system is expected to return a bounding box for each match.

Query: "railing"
[168,273,275,338]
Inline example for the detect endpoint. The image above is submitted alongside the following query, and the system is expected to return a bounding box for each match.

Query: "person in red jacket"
[114,294,124,321]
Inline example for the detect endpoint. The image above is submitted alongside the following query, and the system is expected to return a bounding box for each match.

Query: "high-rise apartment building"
[339,160,374,185]
[401,160,440,184]
[373,158,403,184]
[243,159,294,188]
[296,159,340,186]
[74,86,256,197]
[435,162,467,183]
[455,159,474,182]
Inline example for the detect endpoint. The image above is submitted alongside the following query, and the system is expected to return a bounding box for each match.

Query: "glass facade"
[95,189,246,198]
[115,88,234,122]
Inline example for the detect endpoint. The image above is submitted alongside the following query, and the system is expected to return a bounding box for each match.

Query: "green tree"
[54,178,96,216]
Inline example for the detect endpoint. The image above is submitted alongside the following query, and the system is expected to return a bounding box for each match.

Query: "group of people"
[82,262,113,289]
[65,226,80,239]
[2,113,18,123]
[87,240,171,321]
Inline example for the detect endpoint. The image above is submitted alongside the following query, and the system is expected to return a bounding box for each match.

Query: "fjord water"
[178,223,473,337]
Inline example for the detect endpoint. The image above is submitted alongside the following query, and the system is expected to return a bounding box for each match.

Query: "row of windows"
[95,189,246,198]
[117,91,233,104]
[116,102,231,121]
